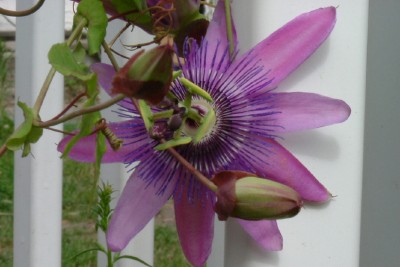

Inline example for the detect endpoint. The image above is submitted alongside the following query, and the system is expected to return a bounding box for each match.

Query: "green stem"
[107,249,113,267]
[102,41,120,71]
[33,18,88,114]
[35,94,125,127]
[0,144,7,158]
[152,109,174,120]
[224,0,235,57]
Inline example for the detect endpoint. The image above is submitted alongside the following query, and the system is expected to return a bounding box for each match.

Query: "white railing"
[10,0,400,267]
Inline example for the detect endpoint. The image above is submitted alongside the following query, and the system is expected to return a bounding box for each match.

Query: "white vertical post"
[360,1,400,266]
[215,1,369,266]
[98,21,154,267]
[14,1,64,267]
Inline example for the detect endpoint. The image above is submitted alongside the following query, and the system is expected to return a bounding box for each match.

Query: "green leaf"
[22,142,31,157]
[48,43,93,81]
[26,126,43,144]
[5,102,34,151]
[75,0,108,55]
[5,102,44,157]
[73,42,87,64]
[86,72,99,98]
[113,254,152,266]
[111,0,152,28]
[68,247,105,261]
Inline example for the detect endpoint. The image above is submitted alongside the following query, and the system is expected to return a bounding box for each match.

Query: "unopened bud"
[212,171,302,221]
[112,39,174,105]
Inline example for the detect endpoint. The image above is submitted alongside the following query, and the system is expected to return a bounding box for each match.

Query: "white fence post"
[14,1,64,267]
[210,1,369,266]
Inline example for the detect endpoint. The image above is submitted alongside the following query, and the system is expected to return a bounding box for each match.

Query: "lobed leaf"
[48,43,92,81]
[75,0,108,55]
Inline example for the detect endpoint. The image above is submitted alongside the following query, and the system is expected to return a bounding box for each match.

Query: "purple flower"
[59,2,350,266]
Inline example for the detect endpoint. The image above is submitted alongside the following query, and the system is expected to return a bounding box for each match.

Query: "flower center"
[182,98,216,142]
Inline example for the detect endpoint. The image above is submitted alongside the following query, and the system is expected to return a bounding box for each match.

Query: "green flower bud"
[212,171,303,221]
[112,39,174,105]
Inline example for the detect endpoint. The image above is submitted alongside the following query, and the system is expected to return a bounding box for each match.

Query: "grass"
[0,112,14,266]
[154,225,191,267]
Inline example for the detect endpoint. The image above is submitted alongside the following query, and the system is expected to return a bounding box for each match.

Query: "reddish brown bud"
[112,40,174,105]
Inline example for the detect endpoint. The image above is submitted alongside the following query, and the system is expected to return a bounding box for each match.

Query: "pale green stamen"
[193,108,216,144]
[152,109,174,120]
[155,137,192,150]
[138,100,153,131]
[179,77,213,102]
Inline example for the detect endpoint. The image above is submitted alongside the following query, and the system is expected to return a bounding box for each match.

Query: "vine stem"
[49,92,87,121]
[102,41,120,72]
[0,0,45,17]
[224,0,235,57]
[0,144,6,157]
[35,94,125,128]
[33,18,88,114]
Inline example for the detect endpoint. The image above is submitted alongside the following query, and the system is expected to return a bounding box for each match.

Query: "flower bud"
[212,171,302,221]
[112,39,174,105]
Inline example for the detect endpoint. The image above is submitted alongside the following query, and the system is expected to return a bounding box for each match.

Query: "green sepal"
[75,0,108,55]
[155,137,192,151]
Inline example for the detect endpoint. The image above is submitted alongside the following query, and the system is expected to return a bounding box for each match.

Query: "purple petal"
[174,187,215,267]
[237,219,283,251]
[91,63,115,95]
[107,164,178,251]
[271,92,351,132]
[203,0,237,64]
[239,137,329,202]
[57,119,149,163]
[236,7,336,90]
